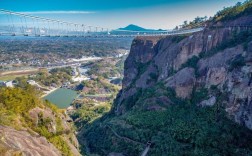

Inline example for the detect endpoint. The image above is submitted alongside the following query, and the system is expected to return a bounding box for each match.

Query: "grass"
[0,74,29,81]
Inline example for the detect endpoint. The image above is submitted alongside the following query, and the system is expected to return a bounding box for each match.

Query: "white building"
[27,80,36,85]
[0,81,14,88]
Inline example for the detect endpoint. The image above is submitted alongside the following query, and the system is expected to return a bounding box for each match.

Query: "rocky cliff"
[0,87,80,156]
[115,21,252,130]
[0,106,80,156]
[0,125,61,156]
[82,14,252,156]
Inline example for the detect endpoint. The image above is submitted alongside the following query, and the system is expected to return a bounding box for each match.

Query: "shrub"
[181,56,200,70]
[200,30,252,59]
[214,1,252,22]
[228,55,246,71]
[49,136,74,156]
[171,35,187,43]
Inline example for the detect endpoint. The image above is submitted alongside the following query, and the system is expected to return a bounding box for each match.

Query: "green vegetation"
[171,35,188,43]
[181,56,200,69]
[176,16,207,30]
[228,54,246,71]
[191,87,208,104]
[71,101,111,129]
[81,77,120,95]
[0,74,29,81]
[199,29,252,59]
[80,3,252,155]
[32,67,73,86]
[115,55,127,75]
[214,0,252,22]
[11,68,72,88]
[149,72,158,81]
[180,56,200,77]
[127,62,151,89]
[0,87,74,155]
[87,58,125,78]
[0,86,40,115]
[83,83,252,156]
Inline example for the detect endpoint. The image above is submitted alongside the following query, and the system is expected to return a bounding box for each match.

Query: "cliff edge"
[82,7,252,156]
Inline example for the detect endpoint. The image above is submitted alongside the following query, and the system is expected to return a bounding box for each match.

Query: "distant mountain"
[118,24,165,32]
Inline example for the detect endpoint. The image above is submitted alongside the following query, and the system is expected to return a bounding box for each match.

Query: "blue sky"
[0,0,246,29]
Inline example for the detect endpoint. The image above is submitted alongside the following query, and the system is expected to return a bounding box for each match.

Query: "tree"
[183,20,188,26]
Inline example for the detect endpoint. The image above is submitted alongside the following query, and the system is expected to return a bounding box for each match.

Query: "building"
[27,80,36,85]
[0,81,14,88]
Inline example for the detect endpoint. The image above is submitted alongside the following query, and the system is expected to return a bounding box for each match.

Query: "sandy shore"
[41,87,59,98]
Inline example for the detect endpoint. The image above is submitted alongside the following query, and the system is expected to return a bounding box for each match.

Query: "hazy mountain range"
[117,24,166,31]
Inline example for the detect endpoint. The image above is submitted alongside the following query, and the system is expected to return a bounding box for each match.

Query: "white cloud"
[19,11,96,14]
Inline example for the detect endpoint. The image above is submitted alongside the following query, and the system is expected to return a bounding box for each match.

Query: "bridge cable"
[24,17,28,35]
[19,16,24,35]
[10,13,15,35]
[6,13,11,33]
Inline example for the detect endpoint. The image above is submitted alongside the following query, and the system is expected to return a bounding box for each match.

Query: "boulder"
[165,67,195,99]
[198,96,216,107]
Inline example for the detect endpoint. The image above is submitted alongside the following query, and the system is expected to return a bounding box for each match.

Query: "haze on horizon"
[0,0,246,30]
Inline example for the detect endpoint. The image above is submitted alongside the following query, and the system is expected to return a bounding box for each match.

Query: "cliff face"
[0,125,61,156]
[81,12,252,155]
[115,24,252,130]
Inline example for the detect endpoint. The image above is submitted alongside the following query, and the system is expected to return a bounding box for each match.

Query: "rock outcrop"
[0,106,80,156]
[82,9,252,155]
[28,107,80,156]
[115,16,252,130]
[164,67,195,98]
[0,125,61,156]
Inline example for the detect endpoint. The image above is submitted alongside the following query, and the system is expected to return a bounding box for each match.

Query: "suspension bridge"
[0,9,205,37]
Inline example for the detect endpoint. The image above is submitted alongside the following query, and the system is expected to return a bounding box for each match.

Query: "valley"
[1,1,252,156]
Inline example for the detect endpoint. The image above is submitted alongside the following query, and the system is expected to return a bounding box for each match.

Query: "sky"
[0,0,246,29]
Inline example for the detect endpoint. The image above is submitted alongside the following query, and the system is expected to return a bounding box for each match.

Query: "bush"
[84,103,252,156]
[149,73,158,80]
[0,87,74,155]
[214,1,252,22]
[49,136,74,156]
[200,30,252,59]
[181,56,200,69]
[228,55,246,71]
[191,87,208,104]
[0,87,40,114]
[171,35,187,43]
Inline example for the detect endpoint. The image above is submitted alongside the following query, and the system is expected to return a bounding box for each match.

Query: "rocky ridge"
[0,105,80,156]
[115,15,252,130]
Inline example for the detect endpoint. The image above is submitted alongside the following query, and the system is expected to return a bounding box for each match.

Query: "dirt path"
[106,125,153,155]
[0,69,39,76]
[106,125,145,146]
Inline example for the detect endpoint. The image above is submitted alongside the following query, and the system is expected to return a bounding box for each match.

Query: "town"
[0,37,131,120]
